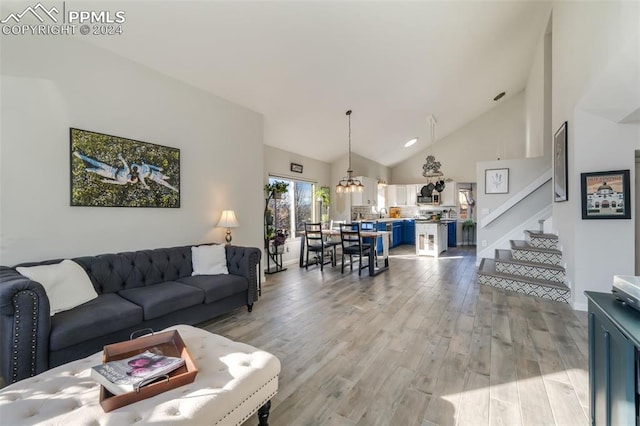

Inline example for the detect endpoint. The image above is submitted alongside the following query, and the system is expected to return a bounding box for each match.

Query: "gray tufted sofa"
[0,243,261,385]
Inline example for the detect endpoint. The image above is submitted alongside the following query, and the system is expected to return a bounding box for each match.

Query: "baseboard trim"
[572,301,588,312]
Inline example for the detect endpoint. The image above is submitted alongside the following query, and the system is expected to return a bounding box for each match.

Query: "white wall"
[476,157,551,256]
[391,91,527,184]
[636,153,640,275]
[264,145,332,187]
[525,16,552,159]
[551,0,640,309]
[1,36,264,265]
[571,112,638,307]
[350,154,390,184]
[525,27,545,158]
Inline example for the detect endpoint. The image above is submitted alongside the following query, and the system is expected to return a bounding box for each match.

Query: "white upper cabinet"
[386,185,397,207]
[396,185,407,205]
[439,182,457,206]
[406,185,418,206]
[352,176,378,206]
[386,184,418,207]
[386,185,405,206]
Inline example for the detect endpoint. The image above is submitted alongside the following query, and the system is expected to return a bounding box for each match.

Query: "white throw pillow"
[16,259,99,316]
[192,244,229,275]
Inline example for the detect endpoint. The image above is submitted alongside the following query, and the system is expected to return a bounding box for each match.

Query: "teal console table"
[585,291,639,426]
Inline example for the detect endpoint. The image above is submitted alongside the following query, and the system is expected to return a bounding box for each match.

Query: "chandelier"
[336,110,363,194]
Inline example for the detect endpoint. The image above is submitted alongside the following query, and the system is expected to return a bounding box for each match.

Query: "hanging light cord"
[346,110,352,174]
[336,109,362,193]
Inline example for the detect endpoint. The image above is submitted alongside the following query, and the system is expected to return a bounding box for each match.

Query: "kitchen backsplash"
[351,205,378,220]
[351,205,457,220]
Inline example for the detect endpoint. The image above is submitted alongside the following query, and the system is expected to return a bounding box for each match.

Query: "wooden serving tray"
[98,330,198,412]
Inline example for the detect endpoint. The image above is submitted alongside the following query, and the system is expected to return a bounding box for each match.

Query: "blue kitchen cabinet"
[376,222,386,254]
[392,221,403,247]
[447,221,457,247]
[403,220,415,245]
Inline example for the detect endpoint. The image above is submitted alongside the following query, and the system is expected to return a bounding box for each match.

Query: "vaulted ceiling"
[86,1,551,167]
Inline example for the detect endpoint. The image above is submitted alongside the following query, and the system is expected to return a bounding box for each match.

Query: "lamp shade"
[216,210,239,228]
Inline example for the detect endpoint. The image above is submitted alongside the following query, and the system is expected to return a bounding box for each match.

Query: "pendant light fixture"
[336,110,363,194]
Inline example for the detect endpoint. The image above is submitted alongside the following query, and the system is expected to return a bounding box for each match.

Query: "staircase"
[477,230,570,303]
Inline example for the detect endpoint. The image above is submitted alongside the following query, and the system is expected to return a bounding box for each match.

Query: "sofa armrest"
[0,267,51,384]
[225,246,262,304]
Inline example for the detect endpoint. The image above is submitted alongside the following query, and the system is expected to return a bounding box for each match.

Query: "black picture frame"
[70,128,180,208]
[553,121,568,202]
[580,169,631,219]
[290,162,303,173]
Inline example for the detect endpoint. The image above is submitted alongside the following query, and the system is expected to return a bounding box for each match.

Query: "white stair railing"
[480,168,552,228]
[476,205,552,266]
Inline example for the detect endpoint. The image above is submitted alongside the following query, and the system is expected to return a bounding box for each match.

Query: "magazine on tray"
[90,350,185,395]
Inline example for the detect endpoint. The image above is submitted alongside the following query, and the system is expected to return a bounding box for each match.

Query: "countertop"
[415,218,456,223]
[352,218,457,223]
[352,218,412,223]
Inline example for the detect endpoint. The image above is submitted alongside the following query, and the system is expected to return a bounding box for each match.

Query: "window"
[268,177,315,238]
[458,190,469,220]
[458,187,475,220]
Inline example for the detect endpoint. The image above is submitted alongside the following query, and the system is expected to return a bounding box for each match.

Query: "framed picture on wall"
[580,169,631,219]
[70,128,180,208]
[553,121,568,202]
[290,162,303,173]
[485,168,509,194]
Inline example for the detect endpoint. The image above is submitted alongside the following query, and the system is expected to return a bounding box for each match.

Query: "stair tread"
[479,259,569,290]
[524,230,558,240]
[510,240,561,254]
[494,249,565,271]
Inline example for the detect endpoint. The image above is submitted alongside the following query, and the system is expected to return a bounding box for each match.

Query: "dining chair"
[330,220,346,230]
[328,220,345,246]
[304,222,339,271]
[339,223,371,275]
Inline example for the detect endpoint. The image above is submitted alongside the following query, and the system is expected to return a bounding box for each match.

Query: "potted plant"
[264,181,290,199]
[265,207,274,225]
[462,219,476,245]
[271,229,287,254]
[265,226,275,241]
[314,187,330,206]
[462,219,475,229]
[314,187,331,227]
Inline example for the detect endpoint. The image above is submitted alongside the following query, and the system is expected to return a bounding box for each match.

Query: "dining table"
[299,228,391,276]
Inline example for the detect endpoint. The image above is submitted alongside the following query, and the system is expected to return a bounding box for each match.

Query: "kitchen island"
[415,220,448,257]
[351,218,415,248]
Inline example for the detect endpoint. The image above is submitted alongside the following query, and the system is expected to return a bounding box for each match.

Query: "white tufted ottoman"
[0,325,280,425]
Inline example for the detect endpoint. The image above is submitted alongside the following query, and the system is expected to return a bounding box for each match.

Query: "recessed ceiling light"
[404,138,418,148]
[493,91,506,101]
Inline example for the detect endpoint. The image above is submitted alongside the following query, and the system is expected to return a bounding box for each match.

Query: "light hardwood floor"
[201,245,589,426]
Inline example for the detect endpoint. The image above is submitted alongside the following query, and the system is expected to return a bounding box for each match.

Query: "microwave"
[417,193,440,205]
